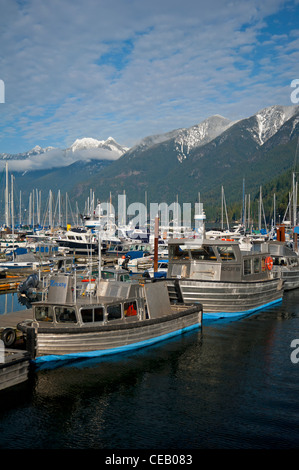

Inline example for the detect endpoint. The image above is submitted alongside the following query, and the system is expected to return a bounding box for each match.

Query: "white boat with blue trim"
[17,273,202,366]
[166,238,283,319]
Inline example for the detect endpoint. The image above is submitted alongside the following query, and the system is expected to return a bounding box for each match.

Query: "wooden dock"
[0,309,33,329]
[0,275,26,291]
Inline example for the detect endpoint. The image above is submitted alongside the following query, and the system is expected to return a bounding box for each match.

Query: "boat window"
[216,246,236,261]
[81,308,93,322]
[253,257,260,273]
[94,307,104,322]
[124,301,138,317]
[243,259,251,275]
[170,245,190,259]
[35,306,53,322]
[261,258,266,271]
[55,306,77,323]
[107,304,122,321]
[189,246,216,261]
[101,271,115,279]
[120,274,130,282]
[159,263,168,269]
[68,236,75,240]
[81,307,104,322]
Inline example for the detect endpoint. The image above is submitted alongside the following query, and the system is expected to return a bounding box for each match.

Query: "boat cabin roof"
[32,279,173,325]
[167,238,243,262]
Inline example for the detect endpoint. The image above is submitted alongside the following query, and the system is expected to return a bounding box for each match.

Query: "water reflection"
[0,291,28,315]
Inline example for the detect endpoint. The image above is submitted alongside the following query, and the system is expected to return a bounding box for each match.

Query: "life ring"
[1,328,16,347]
[265,256,273,270]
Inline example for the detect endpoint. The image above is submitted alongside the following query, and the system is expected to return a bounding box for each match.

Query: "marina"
[0,185,299,450]
[0,167,299,449]
[0,288,299,449]
[0,0,298,452]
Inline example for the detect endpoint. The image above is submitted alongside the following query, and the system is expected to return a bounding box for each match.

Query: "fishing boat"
[0,247,53,274]
[17,273,203,365]
[252,240,299,291]
[166,238,283,319]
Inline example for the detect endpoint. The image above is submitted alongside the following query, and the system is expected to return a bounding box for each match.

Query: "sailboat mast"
[5,162,9,227]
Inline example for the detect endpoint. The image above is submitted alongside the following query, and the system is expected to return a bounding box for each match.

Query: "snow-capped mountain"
[173,115,235,162]
[126,105,299,165]
[1,103,299,222]
[0,137,128,172]
[69,136,129,155]
[251,105,299,145]
[86,103,299,211]
[126,115,234,162]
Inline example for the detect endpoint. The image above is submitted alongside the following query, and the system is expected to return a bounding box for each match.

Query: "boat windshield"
[216,246,236,261]
[35,306,53,322]
[107,304,122,321]
[101,270,115,279]
[189,246,217,261]
[169,244,190,259]
[54,306,77,323]
[81,306,104,323]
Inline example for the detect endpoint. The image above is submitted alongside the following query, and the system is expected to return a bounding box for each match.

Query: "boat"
[0,247,53,274]
[55,228,99,256]
[115,242,153,271]
[17,274,203,365]
[0,348,31,391]
[166,238,283,319]
[144,260,169,278]
[252,240,299,291]
[121,253,153,273]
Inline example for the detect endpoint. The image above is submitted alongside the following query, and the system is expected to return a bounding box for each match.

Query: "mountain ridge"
[1,104,299,223]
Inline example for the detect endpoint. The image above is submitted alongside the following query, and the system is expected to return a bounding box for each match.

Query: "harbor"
[0,173,299,452]
[0,287,299,449]
[1,0,299,453]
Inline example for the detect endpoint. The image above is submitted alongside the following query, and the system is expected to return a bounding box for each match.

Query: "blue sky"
[0,0,298,154]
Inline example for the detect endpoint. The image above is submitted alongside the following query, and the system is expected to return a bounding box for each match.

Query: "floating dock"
[0,309,33,347]
[0,348,31,391]
[0,275,26,291]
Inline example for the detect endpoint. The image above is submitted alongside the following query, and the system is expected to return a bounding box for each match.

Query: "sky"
[0,0,298,156]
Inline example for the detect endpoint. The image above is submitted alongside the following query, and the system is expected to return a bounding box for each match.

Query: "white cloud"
[0,146,122,172]
[0,0,297,155]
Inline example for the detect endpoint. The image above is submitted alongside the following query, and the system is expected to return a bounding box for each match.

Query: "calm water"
[0,290,28,315]
[0,290,299,450]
